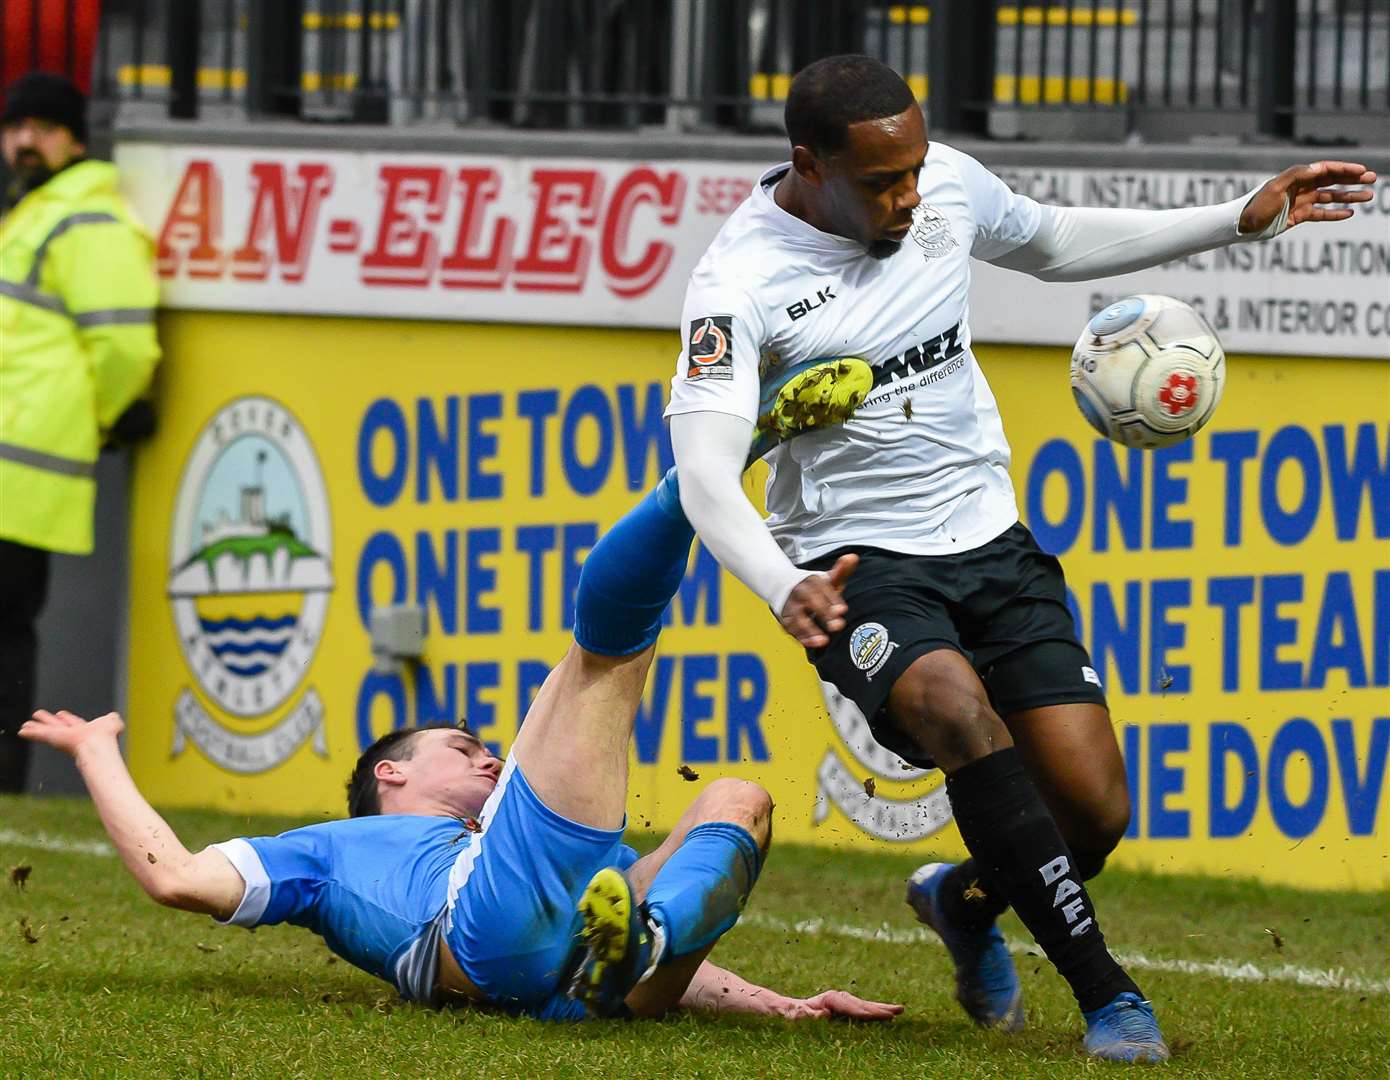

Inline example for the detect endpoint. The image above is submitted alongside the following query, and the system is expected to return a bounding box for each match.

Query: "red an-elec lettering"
[156,160,225,279]
[360,165,450,287]
[438,167,514,290]
[155,157,689,298]
[600,168,686,299]
[230,162,333,283]
[512,169,605,293]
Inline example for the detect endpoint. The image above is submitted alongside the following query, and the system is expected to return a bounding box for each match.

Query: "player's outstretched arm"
[678,960,902,1021]
[1237,161,1377,233]
[19,710,245,919]
[992,159,1376,283]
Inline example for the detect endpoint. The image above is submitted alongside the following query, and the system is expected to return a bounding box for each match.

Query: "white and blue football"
[1070,294,1225,449]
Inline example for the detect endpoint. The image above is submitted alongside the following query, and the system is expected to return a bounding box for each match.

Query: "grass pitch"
[1,796,1385,1079]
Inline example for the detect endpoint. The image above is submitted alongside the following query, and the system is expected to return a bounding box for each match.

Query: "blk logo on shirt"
[786,284,837,322]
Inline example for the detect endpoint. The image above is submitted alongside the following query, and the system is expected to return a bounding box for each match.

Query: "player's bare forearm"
[678,961,792,1015]
[21,711,242,918]
[678,961,903,1021]
[73,736,201,901]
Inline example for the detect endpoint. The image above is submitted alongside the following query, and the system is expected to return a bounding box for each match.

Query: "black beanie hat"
[2,72,88,143]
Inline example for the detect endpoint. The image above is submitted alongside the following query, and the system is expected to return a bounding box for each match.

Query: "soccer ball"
[1070,294,1225,449]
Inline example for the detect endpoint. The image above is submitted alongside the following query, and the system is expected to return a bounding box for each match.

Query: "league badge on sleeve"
[686,316,735,381]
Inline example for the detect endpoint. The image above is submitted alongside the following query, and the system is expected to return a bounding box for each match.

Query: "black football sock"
[940,840,1113,931]
[945,747,1140,1013]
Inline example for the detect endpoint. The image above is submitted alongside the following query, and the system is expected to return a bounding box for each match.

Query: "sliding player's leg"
[443,470,697,1018]
[572,777,773,1018]
[509,467,694,829]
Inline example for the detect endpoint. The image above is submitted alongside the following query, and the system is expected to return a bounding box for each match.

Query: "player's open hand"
[1240,161,1377,234]
[779,553,859,648]
[780,989,904,1021]
[20,709,125,757]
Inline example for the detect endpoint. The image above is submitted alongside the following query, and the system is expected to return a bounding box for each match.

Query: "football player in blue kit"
[21,470,901,1024]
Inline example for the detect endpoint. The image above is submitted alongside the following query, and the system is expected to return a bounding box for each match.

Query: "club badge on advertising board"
[167,395,334,773]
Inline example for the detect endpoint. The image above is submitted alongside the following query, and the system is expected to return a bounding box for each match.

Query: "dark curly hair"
[784,54,918,157]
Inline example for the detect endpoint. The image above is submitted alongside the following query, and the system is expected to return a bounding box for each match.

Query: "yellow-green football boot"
[565,867,654,1018]
[746,356,874,466]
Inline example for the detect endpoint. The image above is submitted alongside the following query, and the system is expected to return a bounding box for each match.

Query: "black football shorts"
[802,522,1107,767]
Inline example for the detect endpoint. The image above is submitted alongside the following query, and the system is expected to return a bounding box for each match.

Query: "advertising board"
[117,144,1390,358]
[125,311,1388,889]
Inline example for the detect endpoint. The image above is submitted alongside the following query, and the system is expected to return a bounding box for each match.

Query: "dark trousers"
[0,539,50,793]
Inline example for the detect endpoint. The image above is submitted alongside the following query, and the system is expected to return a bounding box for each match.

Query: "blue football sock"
[573,468,694,656]
[643,821,763,961]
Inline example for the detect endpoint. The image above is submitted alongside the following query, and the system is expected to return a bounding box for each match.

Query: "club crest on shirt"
[686,315,736,381]
[910,203,958,259]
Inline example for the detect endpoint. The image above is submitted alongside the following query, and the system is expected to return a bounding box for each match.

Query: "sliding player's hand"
[1239,161,1376,233]
[20,709,124,757]
[779,553,859,648]
[780,989,904,1021]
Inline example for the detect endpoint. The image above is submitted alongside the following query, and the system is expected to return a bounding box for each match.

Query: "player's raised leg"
[531,473,770,1018]
[508,467,694,830]
[445,469,704,1017]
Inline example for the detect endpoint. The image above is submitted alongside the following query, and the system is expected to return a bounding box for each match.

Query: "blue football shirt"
[212,815,470,1001]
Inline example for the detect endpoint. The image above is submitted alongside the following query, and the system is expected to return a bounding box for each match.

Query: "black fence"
[71,1,1390,141]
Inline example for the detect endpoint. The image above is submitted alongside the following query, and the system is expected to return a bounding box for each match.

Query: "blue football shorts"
[443,755,638,1020]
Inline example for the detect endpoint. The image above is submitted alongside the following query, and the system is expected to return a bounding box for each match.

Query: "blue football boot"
[1083,992,1170,1063]
[907,862,1025,1032]
[565,866,654,1018]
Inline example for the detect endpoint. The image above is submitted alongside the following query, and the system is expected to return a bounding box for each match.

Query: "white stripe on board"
[739,913,1390,997]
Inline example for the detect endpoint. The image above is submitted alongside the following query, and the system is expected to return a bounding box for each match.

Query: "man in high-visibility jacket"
[0,72,160,792]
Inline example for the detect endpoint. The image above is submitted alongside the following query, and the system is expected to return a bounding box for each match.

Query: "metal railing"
[73,1,1390,142]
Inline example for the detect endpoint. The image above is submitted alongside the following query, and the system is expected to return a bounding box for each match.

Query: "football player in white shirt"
[665,54,1375,1064]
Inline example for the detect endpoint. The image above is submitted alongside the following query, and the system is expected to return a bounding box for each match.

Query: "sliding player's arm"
[980,156,1375,282]
[19,710,245,919]
[678,959,902,1021]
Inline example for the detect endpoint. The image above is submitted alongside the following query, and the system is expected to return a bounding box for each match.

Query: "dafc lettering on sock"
[1039,855,1095,938]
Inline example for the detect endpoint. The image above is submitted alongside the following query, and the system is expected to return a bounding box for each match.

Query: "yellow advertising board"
[126,311,1389,890]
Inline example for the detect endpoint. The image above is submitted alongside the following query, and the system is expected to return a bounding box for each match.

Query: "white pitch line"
[741,912,1390,997]
[5,828,1386,997]
[0,827,115,858]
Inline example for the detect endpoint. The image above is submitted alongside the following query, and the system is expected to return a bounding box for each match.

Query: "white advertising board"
[116,143,1390,358]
